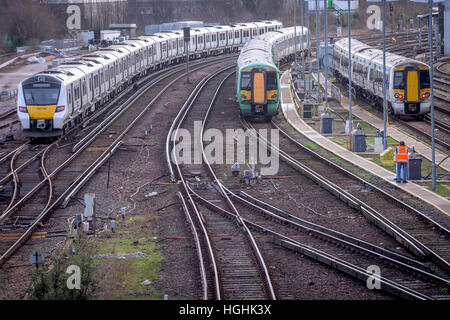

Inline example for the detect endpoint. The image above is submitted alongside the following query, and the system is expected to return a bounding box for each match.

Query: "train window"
[267,72,277,90]
[206,35,210,42]
[83,82,86,95]
[394,71,404,89]
[420,70,430,88]
[235,31,239,38]
[240,73,251,90]
[179,40,183,47]
[67,89,71,105]
[212,34,217,42]
[23,82,61,105]
[229,31,233,39]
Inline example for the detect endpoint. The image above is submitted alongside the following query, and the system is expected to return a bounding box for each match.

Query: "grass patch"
[93,215,164,299]
[330,137,348,147]
[427,184,450,198]
[303,141,319,149]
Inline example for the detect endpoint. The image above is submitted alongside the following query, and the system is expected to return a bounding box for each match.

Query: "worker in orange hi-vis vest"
[394,141,409,183]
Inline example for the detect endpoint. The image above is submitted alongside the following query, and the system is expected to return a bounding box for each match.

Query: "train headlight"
[18,106,28,113]
[55,106,65,112]
[395,93,399,98]
[242,95,247,99]
[395,93,404,100]
[422,92,430,99]
[271,94,277,99]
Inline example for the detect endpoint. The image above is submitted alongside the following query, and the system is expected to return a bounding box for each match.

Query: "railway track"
[218,188,450,299]
[395,116,450,153]
[167,63,449,300]
[0,54,238,268]
[166,66,277,300]
[242,118,450,273]
[0,108,19,131]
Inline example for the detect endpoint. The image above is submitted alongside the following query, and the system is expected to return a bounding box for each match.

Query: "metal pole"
[428,0,436,190]
[316,0,320,100]
[186,40,191,84]
[301,0,305,80]
[324,0,328,112]
[348,0,352,130]
[295,0,298,69]
[306,0,311,79]
[382,0,387,150]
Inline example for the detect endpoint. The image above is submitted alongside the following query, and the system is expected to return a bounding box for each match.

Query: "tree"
[26,237,98,300]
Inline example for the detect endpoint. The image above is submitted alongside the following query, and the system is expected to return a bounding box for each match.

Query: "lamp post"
[347,0,353,131]
[306,0,311,80]
[316,0,321,100]
[323,0,328,113]
[294,0,298,70]
[409,0,442,190]
[301,0,305,80]
[382,0,387,150]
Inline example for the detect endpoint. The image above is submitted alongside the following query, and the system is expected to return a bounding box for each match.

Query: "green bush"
[26,237,98,300]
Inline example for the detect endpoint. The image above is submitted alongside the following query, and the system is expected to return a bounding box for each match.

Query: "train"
[236,26,309,121]
[332,38,431,119]
[17,20,283,138]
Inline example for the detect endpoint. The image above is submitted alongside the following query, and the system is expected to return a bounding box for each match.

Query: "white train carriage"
[187,28,208,58]
[238,23,257,42]
[333,38,431,117]
[17,20,284,138]
[259,26,309,66]
[133,36,158,70]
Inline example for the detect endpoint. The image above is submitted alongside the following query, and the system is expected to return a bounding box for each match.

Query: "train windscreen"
[420,70,430,88]
[393,71,404,89]
[240,72,251,90]
[266,72,277,90]
[23,82,61,105]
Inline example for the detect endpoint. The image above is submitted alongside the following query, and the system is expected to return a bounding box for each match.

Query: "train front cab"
[239,66,279,120]
[392,64,431,117]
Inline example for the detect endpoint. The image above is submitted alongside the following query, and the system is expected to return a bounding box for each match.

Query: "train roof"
[237,39,275,70]
[335,38,430,69]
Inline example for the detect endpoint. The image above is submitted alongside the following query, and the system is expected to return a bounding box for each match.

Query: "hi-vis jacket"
[395,145,409,163]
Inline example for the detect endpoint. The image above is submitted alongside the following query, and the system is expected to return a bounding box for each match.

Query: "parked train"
[236,26,309,121]
[17,21,283,138]
[333,38,431,119]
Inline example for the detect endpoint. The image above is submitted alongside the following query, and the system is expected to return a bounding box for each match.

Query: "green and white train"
[236,26,309,121]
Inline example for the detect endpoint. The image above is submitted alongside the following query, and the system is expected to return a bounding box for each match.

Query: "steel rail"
[265,119,450,270]
[177,191,209,300]
[166,66,276,300]
[1,145,27,215]
[191,189,435,300]
[225,188,450,285]
[167,67,233,300]
[198,71,277,300]
[0,141,122,267]
[243,118,427,258]
[0,55,240,268]
[0,57,236,224]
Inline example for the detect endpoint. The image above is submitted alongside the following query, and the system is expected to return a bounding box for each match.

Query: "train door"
[89,75,93,102]
[68,85,74,116]
[252,70,266,105]
[406,68,419,102]
[81,78,87,107]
